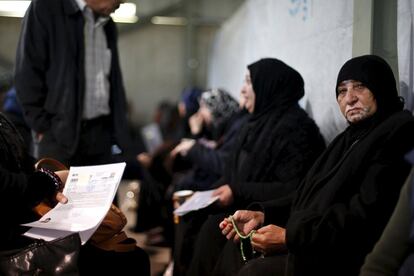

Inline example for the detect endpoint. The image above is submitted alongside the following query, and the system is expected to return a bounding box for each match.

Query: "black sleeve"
[186,116,243,176]
[14,1,51,133]
[186,143,230,176]
[0,166,56,211]
[286,123,414,255]
[360,170,412,276]
[234,135,313,205]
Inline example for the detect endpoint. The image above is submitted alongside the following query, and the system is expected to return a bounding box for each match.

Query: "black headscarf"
[336,55,404,119]
[248,58,304,120]
[287,55,414,276]
[231,58,308,183]
[240,58,305,153]
[297,55,405,205]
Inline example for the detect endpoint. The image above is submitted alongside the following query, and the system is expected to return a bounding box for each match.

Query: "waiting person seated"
[131,98,197,237]
[181,58,326,276]
[171,88,248,192]
[177,86,204,139]
[0,111,150,275]
[171,88,248,274]
[219,55,414,276]
[0,112,68,251]
[360,149,414,276]
[131,89,204,244]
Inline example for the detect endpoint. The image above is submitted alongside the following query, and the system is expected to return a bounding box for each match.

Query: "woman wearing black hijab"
[221,55,414,276]
[183,58,325,276]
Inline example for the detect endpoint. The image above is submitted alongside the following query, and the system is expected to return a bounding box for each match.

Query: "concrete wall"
[0,0,242,126]
[0,17,21,70]
[119,24,218,125]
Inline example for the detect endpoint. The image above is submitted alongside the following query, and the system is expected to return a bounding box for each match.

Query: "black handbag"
[0,233,81,276]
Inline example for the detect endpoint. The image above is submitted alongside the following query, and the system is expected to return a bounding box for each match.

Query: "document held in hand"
[173,190,219,216]
[22,162,126,244]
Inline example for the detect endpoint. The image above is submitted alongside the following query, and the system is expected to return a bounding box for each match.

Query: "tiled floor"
[118,180,172,276]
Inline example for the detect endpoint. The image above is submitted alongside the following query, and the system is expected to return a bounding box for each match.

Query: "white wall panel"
[207,0,354,142]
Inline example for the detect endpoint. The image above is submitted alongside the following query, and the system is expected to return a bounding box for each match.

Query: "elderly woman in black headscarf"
[220,55,414,276]
[182,58,325,276]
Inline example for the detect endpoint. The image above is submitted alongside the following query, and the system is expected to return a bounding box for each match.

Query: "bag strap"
[34,158,68,171]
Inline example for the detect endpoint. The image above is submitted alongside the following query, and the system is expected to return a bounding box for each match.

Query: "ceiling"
[118,0,245,33]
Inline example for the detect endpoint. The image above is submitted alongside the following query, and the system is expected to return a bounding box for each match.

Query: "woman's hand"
[54,170,68,204]
[251,225,287,255]
[170,139,196,157]
[213,184,234,207]
[55,192,68,204]
[219,210,264,241]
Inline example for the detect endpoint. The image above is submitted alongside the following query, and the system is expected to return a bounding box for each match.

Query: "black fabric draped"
[0,113,57,250]
[223,59,324,209]
[280,55,414,276]
[185,59,325,276]
[238,58,304,154]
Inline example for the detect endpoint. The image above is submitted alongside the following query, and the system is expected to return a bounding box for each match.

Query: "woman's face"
[337,80,377,124]
[198,103,213,126]
[240,71,256,113]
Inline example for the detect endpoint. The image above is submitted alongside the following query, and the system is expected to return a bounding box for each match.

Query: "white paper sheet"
[173,190,219,216]
[23,162,126,244]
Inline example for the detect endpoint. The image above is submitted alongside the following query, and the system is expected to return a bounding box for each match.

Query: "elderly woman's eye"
[337,88,347,95]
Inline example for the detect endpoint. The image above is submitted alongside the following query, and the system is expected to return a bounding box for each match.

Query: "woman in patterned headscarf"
[172,88,247,191]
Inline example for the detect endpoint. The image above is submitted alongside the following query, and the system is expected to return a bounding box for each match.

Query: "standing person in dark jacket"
[184,58,326,276]
[220,55,414,276]
[15,0,131,166]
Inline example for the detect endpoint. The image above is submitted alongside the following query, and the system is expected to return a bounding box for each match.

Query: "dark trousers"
[79,243,150,276]
[185,212,230,276]
[237,254,287,276]
[38,116,113,166]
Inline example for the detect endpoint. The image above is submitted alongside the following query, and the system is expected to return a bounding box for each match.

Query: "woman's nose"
[345,90,357,103]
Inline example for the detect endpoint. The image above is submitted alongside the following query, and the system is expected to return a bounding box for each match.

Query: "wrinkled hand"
[219,210,264,241]
[251,225,287,255]
[170,139,196,157]
[54,170,68,204]
[213,184,234,207]
[189,112,203,135]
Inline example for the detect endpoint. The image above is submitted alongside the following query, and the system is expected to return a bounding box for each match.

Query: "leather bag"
[0,232,81,276]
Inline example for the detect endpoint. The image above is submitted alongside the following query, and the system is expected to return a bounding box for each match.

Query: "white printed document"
[22,162,126,244]
[173,190,219,216]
